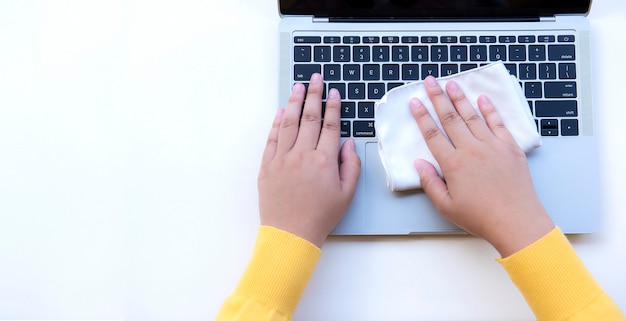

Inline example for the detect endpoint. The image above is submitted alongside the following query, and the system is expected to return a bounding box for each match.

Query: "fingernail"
[410,98,423,109]
[310,73,321,84]
[425,76,437,87]
[447,80,460,92]
[328,88,338,99]
[293,83,304,93]
[478,95,490,105]
[348,138,356,150]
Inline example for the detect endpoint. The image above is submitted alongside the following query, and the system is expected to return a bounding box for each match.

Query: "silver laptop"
[277,0,600,235]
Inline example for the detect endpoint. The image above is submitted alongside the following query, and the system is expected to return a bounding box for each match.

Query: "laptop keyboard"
[292,32,580,138]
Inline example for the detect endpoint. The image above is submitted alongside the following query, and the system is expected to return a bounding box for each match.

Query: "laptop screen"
[280,0,590,18]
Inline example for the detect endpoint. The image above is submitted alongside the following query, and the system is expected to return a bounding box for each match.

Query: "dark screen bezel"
[279,0,591,18]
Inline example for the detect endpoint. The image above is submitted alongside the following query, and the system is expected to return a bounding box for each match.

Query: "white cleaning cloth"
[375,61,541,191]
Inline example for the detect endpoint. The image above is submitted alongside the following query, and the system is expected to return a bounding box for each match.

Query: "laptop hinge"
[327,17,540,23]
[313,17,330,23]
[540,16,557,22]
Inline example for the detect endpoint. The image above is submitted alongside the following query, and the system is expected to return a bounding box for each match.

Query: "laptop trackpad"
[362,142,459,234]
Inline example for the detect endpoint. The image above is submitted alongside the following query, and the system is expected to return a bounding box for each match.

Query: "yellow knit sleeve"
[214,225,322,321]
[498,227,625,321]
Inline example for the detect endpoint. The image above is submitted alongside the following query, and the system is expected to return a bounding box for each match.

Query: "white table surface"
[0,1,624,320]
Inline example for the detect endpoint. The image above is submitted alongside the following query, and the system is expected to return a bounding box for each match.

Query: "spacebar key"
[294,64,321,81]
[535,100,578,117]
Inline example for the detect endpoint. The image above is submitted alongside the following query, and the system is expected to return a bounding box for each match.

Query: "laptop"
[277,0,600,235]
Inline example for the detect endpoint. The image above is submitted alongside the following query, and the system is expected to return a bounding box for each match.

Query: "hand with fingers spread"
[258,73,361,248]
[411,76,554,257]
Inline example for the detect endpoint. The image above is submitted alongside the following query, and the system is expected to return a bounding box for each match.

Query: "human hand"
[257,73,361,248]
[411,76,554,257]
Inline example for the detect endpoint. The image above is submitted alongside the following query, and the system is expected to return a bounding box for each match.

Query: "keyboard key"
[323,36,341,44]
[402,64,420,80]
[558,63,576,79]
[343,36,360,44]
[333,46,351,62]
[387,83,404,91]
[561,119,579,136]
[541,118,559,136]
[411,46,429,61]
[460,36,477,43]
[470,45,488,61]
[353,46,371,62]
[382,64,400,80]
[518,35,536,43]
[504,63,517,76]
[341,102,356,118]
[441,64,458,76]
[548,45,575,61]
[343,64,360,81]
[541,119,558,128]
[358,102,375,118]
[294,64,321,81]
[538,35,555,43]
[535,100,578,117]
[461,64,478,72]
[421,36,438,43]
[348,83,366,99]
[528,45,546,61]
[544,81,577,98]
[431,46,448,62]
[441,36,458,43]
[314,46,331,62]
[451,46,468,61]
[401,36,419,43]
[509,45,526,61]
[294,36,321,44]
[392,46,410,61]
[489,45,506,61]
[373,46,390,62]
[368,83,386,99]
[363,64,380,80]
[499,36,516,43]
[363,36,380,44]
[421,64,438,78]
[382,36,399,43]
[328,83,346,99]
[353,121,376,137]
[538,63,557,79]
[524,82,542,98]
[558,35,575,42]
[340,120,351,137]
[519,63,537,80]
[324,64,341,81]
[294,46,311,62]
[479,36,496,43]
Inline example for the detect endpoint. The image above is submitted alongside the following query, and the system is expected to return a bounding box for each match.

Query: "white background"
[0,1,624,320]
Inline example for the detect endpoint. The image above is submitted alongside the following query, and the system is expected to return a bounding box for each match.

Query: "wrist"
[488,211,555,258]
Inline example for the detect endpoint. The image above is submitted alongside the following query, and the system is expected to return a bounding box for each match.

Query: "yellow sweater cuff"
[232,225,322,318]
[498,227,605,321]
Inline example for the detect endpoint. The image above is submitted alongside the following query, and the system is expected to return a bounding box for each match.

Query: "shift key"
[535,100,578,117]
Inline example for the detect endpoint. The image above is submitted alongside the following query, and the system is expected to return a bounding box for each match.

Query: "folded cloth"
[375,61,541,191]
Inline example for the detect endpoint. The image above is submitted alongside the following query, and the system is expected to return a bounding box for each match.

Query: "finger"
[410,98,455,160]
[339,139,361,196]
[423,76,473,145]
[317,88,341,154]
[277,82,306,154]
[477,95,517,145]
[414,159,451,212]
[294,73,324,150]
[444,81,492,141]
[261,108,285,166]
